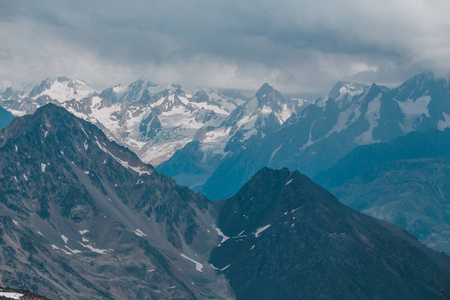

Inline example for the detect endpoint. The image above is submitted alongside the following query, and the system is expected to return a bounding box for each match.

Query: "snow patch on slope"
[354,94,381,145]
[180,254,204,272]
[396,96,431,118]
[212,224,229,244]
[95,140,151,176]
[134,229,147,237]
[438,112,450,130]
[0,291,23,299]
[254,224,271,237]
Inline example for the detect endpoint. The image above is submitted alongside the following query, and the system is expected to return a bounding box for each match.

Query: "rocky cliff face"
[0,104,232,299]
[210,167,450,300]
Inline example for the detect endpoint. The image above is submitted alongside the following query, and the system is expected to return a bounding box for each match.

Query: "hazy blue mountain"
[0,106,14,129]
[315,129,450,254]
[210,167,450,300]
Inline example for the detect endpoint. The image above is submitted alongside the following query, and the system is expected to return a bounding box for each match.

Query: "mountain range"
[4,72,450,202]
[0,76,249,168]
[2,72,450,298]
[196,72,450,200]
[211,167,450,300]
[0,104,450,299]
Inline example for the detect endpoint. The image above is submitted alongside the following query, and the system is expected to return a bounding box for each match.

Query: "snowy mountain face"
[29,76,95,103]
[0,78,248,166]
[158,83,301,191]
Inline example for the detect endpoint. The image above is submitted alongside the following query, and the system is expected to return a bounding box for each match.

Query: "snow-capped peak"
[28,77,95,103]
[329,81,367,102]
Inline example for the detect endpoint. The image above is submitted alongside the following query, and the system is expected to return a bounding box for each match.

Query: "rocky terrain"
[0,104,232,299]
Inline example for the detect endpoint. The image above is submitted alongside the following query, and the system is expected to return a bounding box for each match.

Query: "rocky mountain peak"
[56,76,70,83]
[27,77,95,103]
[0,104,232,299]
[254,82,287,109]
[328,81,367,101]
[393,71,449,101]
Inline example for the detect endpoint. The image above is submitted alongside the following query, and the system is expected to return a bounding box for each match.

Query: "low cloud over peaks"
[1,0,450,94]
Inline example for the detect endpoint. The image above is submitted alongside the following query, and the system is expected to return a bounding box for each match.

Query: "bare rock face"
[210,167,450,300]
[0,104,232,300]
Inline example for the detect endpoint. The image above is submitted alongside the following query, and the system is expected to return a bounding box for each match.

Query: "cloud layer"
[1,0,450,96]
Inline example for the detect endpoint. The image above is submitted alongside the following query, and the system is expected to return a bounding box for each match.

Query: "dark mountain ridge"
[210,167,450,300]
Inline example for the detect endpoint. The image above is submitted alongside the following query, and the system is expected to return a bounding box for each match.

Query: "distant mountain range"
[3,73,450,272]
[0,76,250,166]
[1,104,450,299]
[196,72,450,200]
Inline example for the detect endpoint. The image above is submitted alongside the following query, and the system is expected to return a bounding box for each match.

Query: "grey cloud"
[1,0,450,95]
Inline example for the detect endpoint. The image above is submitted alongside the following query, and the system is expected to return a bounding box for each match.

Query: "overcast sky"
[1,0,450,97]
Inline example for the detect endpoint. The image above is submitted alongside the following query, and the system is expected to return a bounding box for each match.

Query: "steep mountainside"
[0,104,232,299]
[316,129,450,254]
[210,167,450,300]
